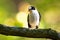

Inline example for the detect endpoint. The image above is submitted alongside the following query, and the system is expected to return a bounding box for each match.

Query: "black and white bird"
[27,6,41,29]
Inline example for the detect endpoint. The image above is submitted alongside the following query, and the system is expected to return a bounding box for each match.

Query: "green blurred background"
[0,0,60,40]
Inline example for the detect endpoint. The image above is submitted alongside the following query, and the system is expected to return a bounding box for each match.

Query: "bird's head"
[29,6,35,11]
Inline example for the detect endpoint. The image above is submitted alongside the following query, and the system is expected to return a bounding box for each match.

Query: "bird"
[27,6,41,29]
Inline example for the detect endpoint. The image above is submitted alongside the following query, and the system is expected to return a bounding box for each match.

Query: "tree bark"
[0,24,60,40]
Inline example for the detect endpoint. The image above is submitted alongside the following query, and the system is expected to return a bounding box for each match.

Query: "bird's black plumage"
[27,14,31,28]
[39,12,41,21]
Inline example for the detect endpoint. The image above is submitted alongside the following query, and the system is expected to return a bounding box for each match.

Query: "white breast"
[29,10,40,26]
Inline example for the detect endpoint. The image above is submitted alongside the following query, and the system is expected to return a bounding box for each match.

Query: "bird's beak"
[29,8,32,11]
[28,9,32,14]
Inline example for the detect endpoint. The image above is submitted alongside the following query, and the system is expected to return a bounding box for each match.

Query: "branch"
[0,24,60,40]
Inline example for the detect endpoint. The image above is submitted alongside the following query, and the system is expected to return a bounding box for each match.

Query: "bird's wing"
[39,12,41,21]
[27,14,31,28]
[27,14,29,23]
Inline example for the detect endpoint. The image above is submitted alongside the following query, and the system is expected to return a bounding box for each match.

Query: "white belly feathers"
[29,10,39,26]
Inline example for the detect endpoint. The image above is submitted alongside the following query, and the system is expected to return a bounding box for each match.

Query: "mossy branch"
[0,24,60,40]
